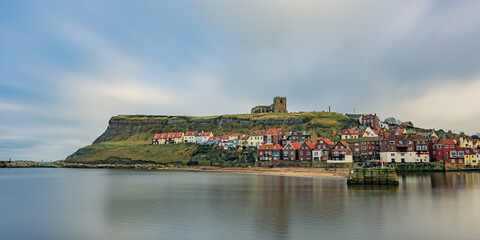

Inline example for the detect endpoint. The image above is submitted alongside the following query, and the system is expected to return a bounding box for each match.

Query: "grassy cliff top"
[114,111,347,122]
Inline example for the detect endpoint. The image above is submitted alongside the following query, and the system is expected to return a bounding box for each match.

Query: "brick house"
[316,137,334,149]
[347,137,380,159]
[257,144,283,161]
[360,114,380,130]
[432,139,460,163]
[283,142,302,161]
[264,129,283,144]
[380,133,429,163]
[329,141,353,163]
[298,142,316,161]
[282,131,317,145]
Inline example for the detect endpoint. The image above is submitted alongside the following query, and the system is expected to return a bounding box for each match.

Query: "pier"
[347,167,399,185]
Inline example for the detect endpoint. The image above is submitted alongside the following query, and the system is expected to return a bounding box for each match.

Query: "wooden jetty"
[347,167,399,185]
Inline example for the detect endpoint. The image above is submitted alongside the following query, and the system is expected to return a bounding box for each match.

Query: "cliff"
[93,112,349,143]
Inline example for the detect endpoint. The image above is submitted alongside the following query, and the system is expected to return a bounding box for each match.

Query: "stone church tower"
[251,97,287,114]
[272,97,287,113]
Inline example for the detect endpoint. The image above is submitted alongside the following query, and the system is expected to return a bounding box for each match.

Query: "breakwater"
[347,167,399,185]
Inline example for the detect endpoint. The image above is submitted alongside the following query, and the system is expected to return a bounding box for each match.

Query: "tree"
[384,117,401,126]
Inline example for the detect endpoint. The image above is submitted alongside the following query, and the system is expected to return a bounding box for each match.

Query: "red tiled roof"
[252,130,265,136]
[153,134,161,139]
[208,136,221,141]
[401,121,412,126]
[221,135,229,140]
[158,133,167,139]
[174,132,183,138]
[341,129,359,135]
[317,137,334,145]
[258,144,283,150]
[185,131,197,136]
[287,142,302,149]
[304,141,316,149]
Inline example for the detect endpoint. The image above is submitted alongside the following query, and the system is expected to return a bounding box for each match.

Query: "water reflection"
[2,169,480,240]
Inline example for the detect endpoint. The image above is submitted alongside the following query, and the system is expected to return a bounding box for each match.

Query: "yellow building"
[184,131,197,143]
[459,137,474,148]
[173,132,184,144]
[463,148,477,166]
[158,133,167,145]
[248,130,265,147]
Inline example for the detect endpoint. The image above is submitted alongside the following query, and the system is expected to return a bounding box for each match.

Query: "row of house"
[257,130,480,165]
[152,131,214,145]
[152,129,318,149]
[151,126,480,166]
[257,138,353,163]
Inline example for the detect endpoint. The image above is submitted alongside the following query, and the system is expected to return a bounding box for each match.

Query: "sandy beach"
[186,167,349,178]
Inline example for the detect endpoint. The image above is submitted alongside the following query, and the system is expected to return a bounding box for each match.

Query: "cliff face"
[93,112,348,144]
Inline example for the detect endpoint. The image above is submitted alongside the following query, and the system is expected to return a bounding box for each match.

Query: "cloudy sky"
[2,0,480,160]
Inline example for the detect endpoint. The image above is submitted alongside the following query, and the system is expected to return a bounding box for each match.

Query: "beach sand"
[186,167,349,178]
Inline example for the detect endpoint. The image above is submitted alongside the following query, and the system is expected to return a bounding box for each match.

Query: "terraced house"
[257,144,283,161]
[196,131,213,144]
[329,141,353,163]
[283,142,302,161]
[184,131,197,143]
[298,142,316,161]
[380,133,430,163]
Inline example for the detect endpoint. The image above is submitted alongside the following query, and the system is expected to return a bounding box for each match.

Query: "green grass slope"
[66,141,198,164]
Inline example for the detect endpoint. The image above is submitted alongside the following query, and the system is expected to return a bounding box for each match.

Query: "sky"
[1,0,480,160]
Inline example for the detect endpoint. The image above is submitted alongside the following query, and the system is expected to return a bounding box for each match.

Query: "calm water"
[1,169,480,240]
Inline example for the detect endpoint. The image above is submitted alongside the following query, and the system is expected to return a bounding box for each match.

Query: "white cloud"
[394,76,480,134]
[0,102,24,112]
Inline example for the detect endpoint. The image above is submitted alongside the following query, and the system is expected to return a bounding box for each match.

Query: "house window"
[445,145,449,149]
[450,145,454,148]
[391,153,395,157]
[390,141,395,144]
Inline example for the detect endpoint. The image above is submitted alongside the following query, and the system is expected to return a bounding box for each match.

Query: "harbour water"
[1,168,480,240]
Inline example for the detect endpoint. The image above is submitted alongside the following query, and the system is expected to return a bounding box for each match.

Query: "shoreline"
[179,166,349,178]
